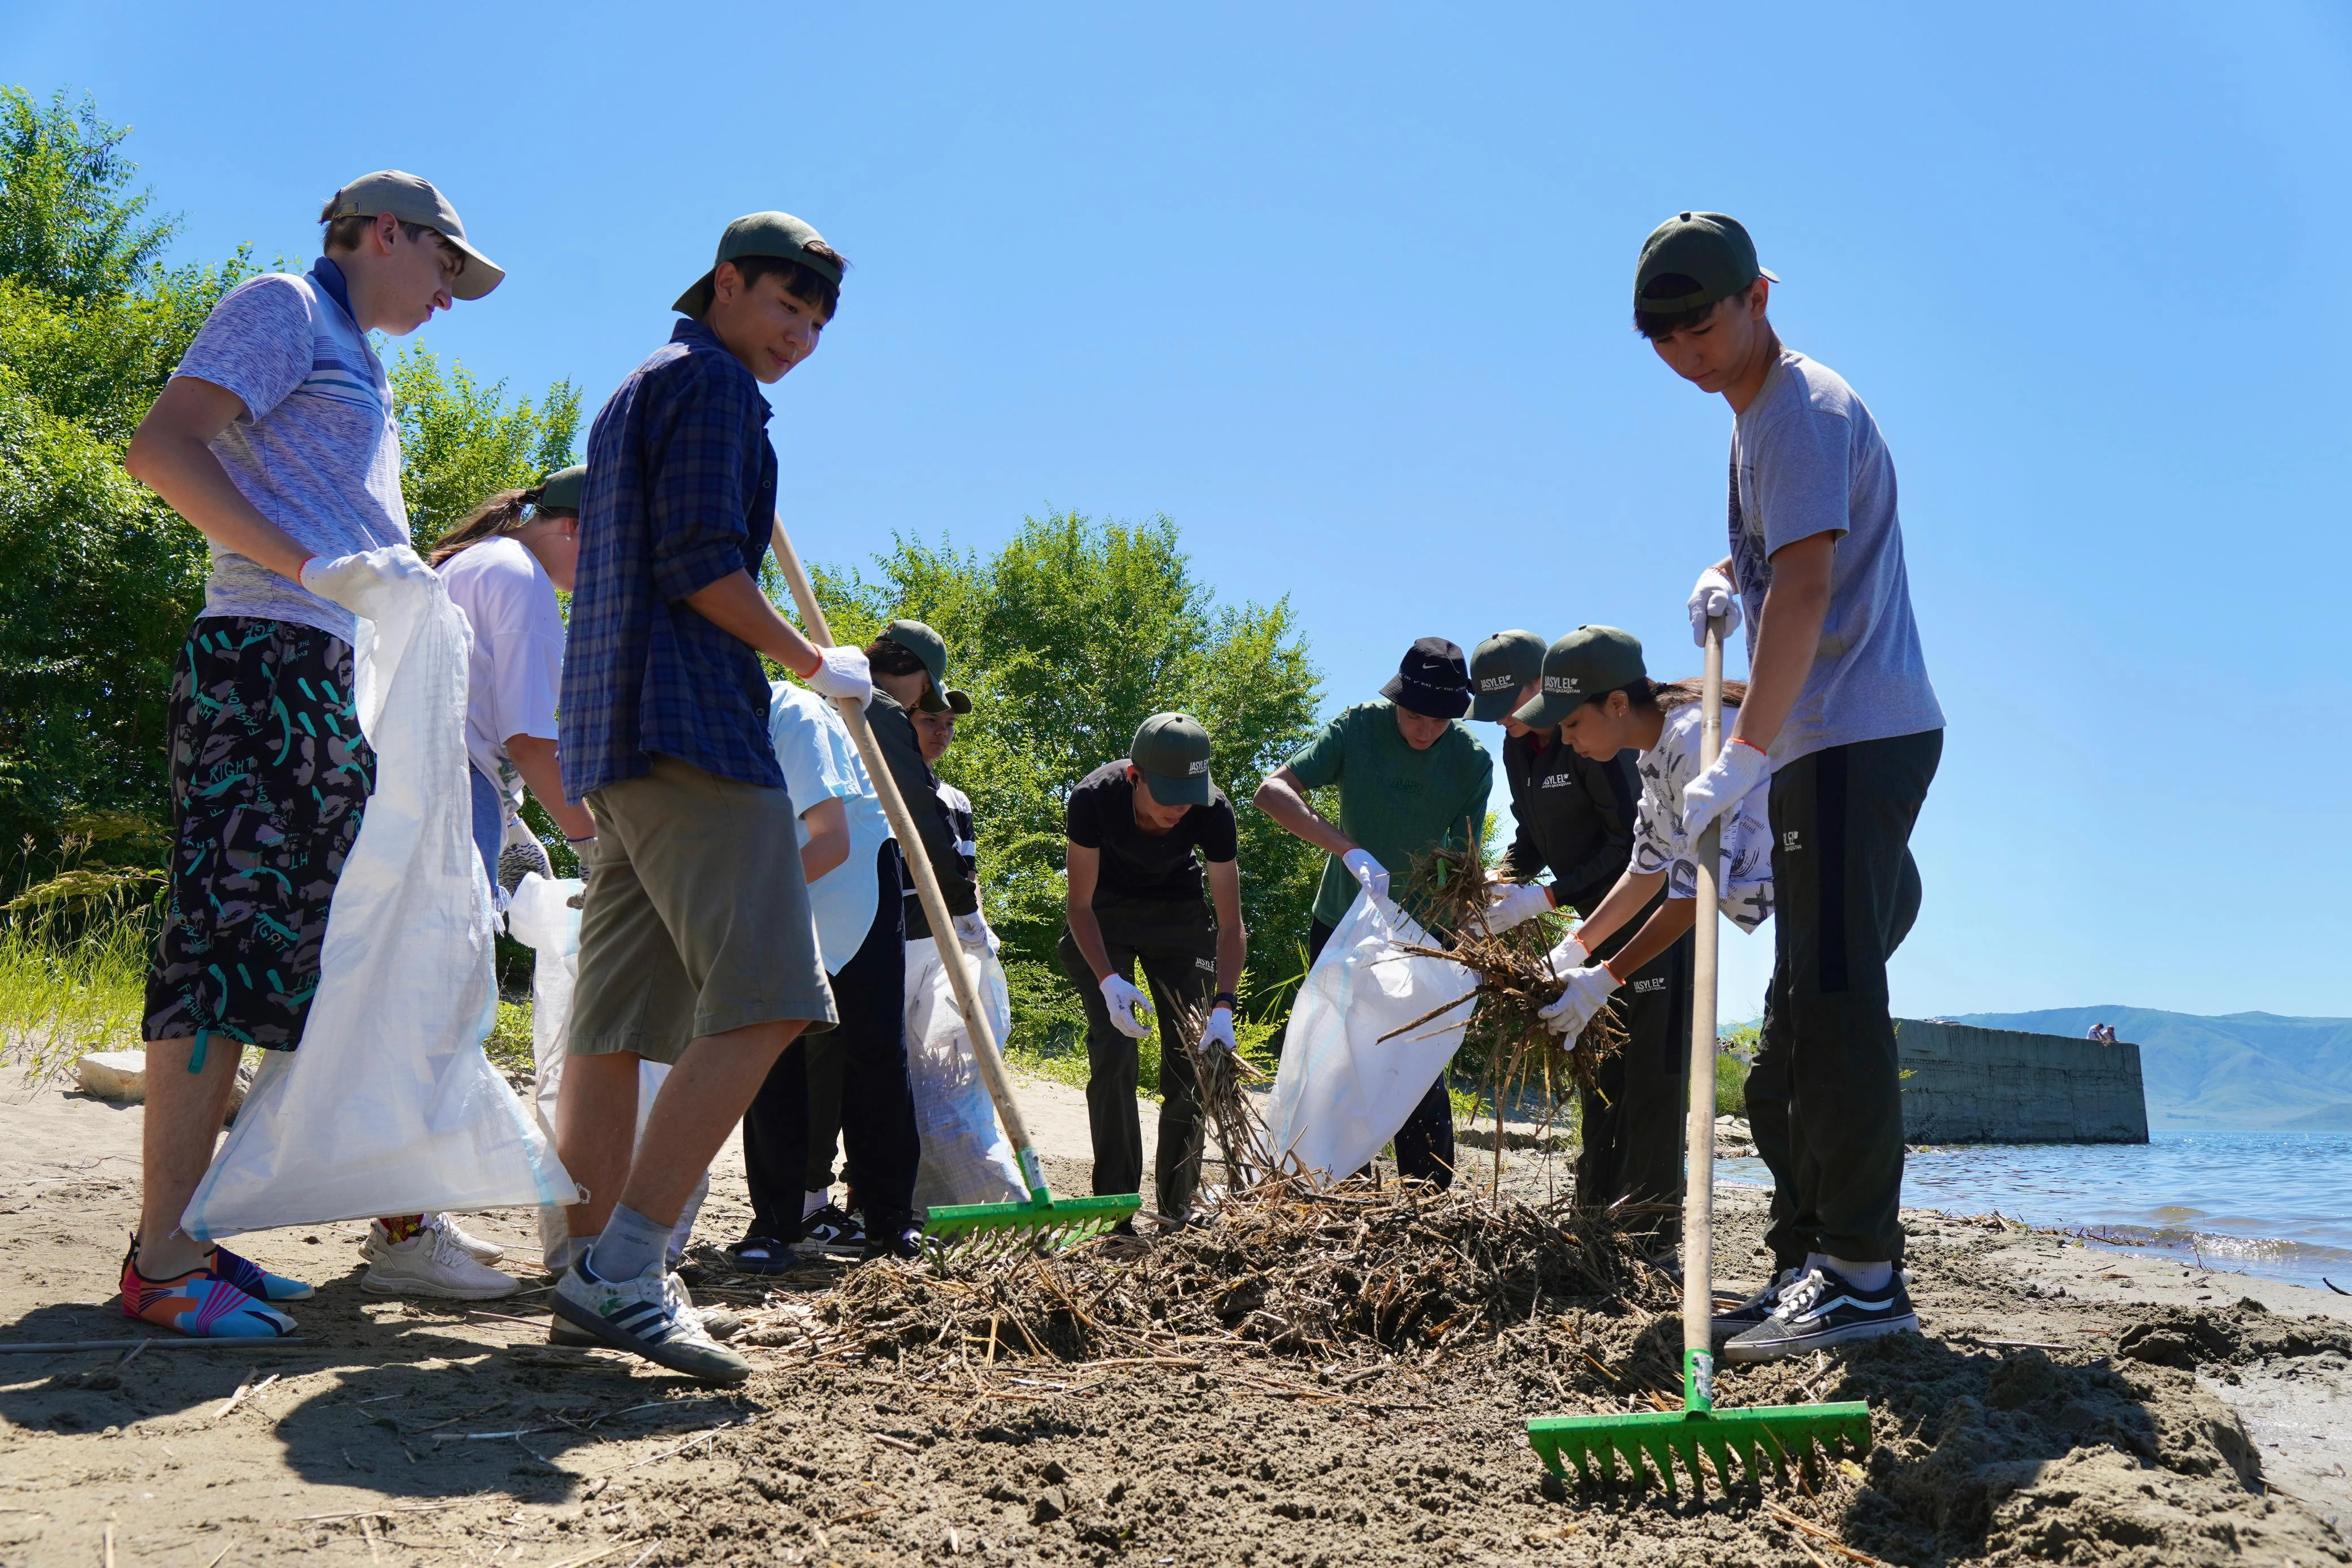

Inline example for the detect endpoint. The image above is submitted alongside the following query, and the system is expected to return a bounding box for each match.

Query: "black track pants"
[741,843,917,1237]
[1305,917,1456,1189]
[1060,898,1217,1218]
[1574,908,1693,1235]
[1745,729,1940,1270]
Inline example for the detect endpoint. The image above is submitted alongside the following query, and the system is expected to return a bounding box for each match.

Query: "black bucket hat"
[1381,637,1473,720]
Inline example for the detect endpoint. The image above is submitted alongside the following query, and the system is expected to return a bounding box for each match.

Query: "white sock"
[1802,1251,1829,1277]
[804,1188,833,1220]
[1827,1255,1893,1292]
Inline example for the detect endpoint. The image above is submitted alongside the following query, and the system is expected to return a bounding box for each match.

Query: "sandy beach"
[1,1063,2345,1566]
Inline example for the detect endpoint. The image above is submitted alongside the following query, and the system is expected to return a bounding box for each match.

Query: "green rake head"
[1528,1400,1871,1492]
[922,1193,1142,1264]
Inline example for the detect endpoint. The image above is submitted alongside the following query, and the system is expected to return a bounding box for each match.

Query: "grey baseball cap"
[322,171,504,300]
[881,618,950,713]
[535,464,587,513]
[1469,629,1547,722]
[1513,626,1648,729]
[673,211,840,317]
[1130,712,1213,808]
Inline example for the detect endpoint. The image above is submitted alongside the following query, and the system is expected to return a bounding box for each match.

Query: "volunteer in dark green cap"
[1631,210,1944,1361]
[862,619,980,948]
[1480,629,1694,1245]
[551,206,872,1381]
[431,466,600,903]
[1061,712,1247,1225]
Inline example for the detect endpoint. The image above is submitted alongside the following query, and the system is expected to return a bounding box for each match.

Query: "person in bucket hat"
[1253,640,1492,1187]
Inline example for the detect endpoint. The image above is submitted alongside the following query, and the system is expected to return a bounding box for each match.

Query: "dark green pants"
[1746,729,1939,1270]
[1058,897,1216,1218]
[1574,900,1693,1237]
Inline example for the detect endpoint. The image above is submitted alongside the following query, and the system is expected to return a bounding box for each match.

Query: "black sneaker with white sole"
[1720,1265,1918,1363]
[1709,1265,1803,1346]
[793,1204,866,1257]
[860,1210,924,1262]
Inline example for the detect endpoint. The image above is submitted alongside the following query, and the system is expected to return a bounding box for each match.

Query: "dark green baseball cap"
[1633,211,1778,318]
[941,688,972,715]
[536,464,587,513]
[1469,629,1547,722]
[1513,626,1649,729]
[881,618,950,712]
[1130,712,1213,807]
[673,211,840,318]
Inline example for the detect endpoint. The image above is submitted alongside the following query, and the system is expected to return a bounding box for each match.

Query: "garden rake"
[1525,615,1870,1491]
[768,521,1140,1257]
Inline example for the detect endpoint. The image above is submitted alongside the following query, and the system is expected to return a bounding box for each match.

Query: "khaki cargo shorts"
[569,753,836,1064]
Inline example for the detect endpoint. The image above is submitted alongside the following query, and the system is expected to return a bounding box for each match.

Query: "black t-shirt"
[1065,759,1238,904]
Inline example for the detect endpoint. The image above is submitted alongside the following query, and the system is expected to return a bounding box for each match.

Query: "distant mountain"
[1949,1007,2352,1131]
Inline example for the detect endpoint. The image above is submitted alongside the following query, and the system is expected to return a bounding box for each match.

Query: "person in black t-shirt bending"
[1059,713,1247,1226]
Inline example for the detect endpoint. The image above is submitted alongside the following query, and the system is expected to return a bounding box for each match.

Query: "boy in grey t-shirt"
[118,172,507,1338]
[1631,213,1942,1363]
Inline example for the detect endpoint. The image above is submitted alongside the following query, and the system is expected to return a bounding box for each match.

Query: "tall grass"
[0,901,153,1078]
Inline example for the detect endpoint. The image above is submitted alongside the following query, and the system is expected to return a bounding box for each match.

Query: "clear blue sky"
[11,3,2349,1020]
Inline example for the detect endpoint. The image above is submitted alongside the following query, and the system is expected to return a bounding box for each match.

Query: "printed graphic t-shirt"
[172,267,409,644]
[1064,760,1239,906]
[1628,701,1774,932]
[439,536,565,813]
[1284,700,1493,927]
[1727,349,1944,767]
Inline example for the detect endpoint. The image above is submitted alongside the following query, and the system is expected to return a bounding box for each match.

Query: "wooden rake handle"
[1681,616,1727,1389]
[767,518,1052,1204]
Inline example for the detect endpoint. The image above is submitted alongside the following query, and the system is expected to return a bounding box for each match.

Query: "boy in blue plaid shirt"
[550,213,873,1384]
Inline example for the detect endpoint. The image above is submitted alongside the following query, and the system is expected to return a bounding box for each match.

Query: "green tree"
[0,86,174,301]
[805,512,1325,1050]
[390,345,581,555]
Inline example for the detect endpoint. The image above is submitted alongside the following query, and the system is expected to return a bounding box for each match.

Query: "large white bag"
[505,874,704,1265]
[1263,890,1477,1184]
[904,936,1024,1209]
[185,549,575,1240]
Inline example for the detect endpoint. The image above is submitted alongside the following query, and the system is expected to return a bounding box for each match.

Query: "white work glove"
[951,911,1000,957]
[1540,963,1623,1038]
[300,546,431,614]
[1099,973,1155,1039]
[1341,847,1389,902]
[1201,1004,1238,1053]
[1544,931,1590,978]
[804,644,873,705]
[1679,737,1772,846]
[1484,881,1553,933]
[1687,565,1742,647]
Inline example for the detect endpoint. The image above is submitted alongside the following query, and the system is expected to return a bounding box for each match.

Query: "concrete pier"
[1896,1019,2148,1144]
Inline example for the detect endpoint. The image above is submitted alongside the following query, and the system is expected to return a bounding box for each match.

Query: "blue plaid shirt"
[560,319,783,800]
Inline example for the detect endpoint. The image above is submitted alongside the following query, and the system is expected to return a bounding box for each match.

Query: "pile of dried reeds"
[1384,843,1628,1120]
[817,1175,1668,1366]
[1168,1000,1273,1190]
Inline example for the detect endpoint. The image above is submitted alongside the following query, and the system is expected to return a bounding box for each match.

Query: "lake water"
[1718,1130,2352,1292]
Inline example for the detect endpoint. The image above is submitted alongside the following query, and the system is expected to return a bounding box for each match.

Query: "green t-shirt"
[1285,699,1494,927]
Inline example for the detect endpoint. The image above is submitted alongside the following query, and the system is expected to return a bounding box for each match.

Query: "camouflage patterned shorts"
[141,618,377,1051]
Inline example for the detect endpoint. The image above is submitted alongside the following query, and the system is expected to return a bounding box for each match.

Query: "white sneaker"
[428,1213,505,1265]
[550,1258,751,1384]
[548,1271,742,1346]
[362,1222,522,1300]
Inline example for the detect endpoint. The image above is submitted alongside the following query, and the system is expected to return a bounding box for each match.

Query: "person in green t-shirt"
[1253,638,1492,1186]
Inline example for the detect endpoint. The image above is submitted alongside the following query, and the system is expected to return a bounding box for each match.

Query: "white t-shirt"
[171,268,409,643]
[1629,702,1774,932]
[439,536,564,811]
[769,684,897,974]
